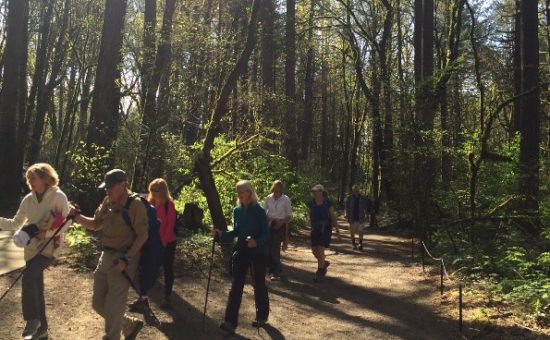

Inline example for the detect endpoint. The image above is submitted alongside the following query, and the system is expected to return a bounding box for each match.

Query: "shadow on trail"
[275,228,459,340]
[270,263,455,340]
[144,284,223,340]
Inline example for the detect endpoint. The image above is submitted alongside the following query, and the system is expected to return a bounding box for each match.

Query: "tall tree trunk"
[518,0,540,237]
[512,0,521,135]
[0,0,28,211]
[151,0,177,178]
[370,60,383,202]
[440,0,465,185]
[320,41,329,166]
[414,0,435,240]
[194,0,261,231]
[132,0,158,190]
[28,0,70,164]
[284,0,298,164]
[86,0,128,152]
[260,0,276,129]
[339,45,352,203]
[301,0,315,160]
[380,0,393,201]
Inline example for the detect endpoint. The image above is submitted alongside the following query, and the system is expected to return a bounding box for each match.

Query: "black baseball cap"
[98,169,127,189]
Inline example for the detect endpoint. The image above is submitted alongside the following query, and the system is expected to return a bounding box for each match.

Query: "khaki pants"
[93,250,139,340]
[268,225,285,275]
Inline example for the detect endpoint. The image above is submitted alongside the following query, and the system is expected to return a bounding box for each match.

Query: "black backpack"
[122,194,164,292]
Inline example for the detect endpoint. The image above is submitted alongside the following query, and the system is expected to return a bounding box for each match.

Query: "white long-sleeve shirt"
[0,186,70,261]
[264,194,292,222]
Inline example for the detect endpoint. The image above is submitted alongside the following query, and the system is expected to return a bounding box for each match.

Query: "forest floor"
[0,219,548,339]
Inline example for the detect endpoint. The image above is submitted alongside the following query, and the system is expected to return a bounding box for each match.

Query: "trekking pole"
[0,216,74,304]
[118,265,141,296]
[202,237,216,330]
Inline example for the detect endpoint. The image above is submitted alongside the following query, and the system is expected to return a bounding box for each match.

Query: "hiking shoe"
[160,295,172,309]
[128,297,149,313]
[324,261,330,270]
[33,328,48,340]
[252,319,268,327]
[124,319,144,340]
[219,321,236,334]
[22,319,41,339]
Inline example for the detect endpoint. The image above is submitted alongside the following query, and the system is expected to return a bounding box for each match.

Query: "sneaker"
[252,319,268,327]
[124,319,144,340]
[128,297,149,313]
[160,295,172,309]
[219,321,236,334]
[22,319,41,339]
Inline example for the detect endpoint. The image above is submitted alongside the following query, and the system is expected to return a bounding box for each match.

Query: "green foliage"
[64,223,101,271]
[174,135,314,231]
[428,131,550,325]
[64,142,110,200]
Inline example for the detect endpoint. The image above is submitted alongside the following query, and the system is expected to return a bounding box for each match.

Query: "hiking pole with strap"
[202,237,216,330]
[0,216,74,304]
[116,264,141,296]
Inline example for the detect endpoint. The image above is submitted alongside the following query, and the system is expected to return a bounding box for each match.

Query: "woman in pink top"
[148,178,177,308]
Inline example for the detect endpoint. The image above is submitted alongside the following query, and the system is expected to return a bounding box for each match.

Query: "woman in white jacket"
[0,163,70,340]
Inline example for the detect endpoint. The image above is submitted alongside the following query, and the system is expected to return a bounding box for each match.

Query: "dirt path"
[0,222,459,340]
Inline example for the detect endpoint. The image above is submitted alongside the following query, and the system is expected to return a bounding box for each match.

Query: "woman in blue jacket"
[213,180,270,334]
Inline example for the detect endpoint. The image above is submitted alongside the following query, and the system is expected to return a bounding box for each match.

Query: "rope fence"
[411,238,465,336]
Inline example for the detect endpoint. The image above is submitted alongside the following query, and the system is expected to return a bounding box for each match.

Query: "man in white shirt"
[264,180,292,280]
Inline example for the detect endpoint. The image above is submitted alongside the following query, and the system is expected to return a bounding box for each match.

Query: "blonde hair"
[270,180,284,193]
[26,163,59,189]
[236,180,259,206]
[147,178,173,203]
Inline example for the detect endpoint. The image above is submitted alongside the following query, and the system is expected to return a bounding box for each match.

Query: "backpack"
[122,194,164,293]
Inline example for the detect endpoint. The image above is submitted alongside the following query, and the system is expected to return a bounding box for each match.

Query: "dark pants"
[268,226,285,275]
[225,248,269,328]
[163,241,176,297]
[22,255,52,330]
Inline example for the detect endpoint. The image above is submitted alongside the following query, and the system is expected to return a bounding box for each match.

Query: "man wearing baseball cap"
[73,169,148,340]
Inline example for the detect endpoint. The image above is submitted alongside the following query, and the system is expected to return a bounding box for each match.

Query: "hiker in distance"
[308,184,340,282]
[129,178,177,311]
[0,163,71,340]
[344,185,370,251]
[264,180,292,280]
[212,180,270,335]
[71,169,146,340]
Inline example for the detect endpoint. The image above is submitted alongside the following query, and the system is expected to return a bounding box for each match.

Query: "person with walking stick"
[0,163,70,340]
[212,180,270,335]
[72,169,147,340]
